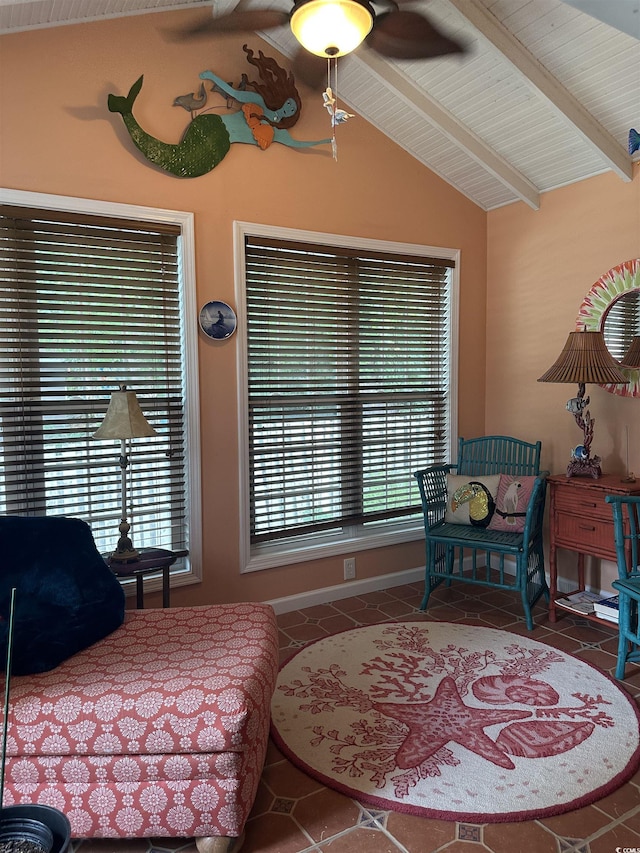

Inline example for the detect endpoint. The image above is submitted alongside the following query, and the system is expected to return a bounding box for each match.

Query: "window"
[0,190,201,578]
[236,223,458,570]
[602,292,640,363]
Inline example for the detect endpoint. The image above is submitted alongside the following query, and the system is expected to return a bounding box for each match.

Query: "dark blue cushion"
[0,516,125,675]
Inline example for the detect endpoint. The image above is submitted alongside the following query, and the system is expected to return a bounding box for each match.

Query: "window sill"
[242,522,424,573]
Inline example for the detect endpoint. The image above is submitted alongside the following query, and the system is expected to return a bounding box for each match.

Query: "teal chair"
[414,436,549,631]
[605,495,640,680]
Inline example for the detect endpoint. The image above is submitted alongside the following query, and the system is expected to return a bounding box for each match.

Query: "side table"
[106,548,187,608]
[548,474,640,624]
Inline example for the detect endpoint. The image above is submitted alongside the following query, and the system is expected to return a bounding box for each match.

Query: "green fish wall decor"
[108,45,332,178]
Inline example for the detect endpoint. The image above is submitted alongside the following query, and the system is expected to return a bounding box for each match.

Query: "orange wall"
[0,9,487,606]
[486,164,640,589]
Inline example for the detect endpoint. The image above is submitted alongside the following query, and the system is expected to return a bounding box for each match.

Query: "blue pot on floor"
[0,805,71,853]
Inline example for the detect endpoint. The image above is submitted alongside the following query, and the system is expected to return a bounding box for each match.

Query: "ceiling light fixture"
[290,0,374,57]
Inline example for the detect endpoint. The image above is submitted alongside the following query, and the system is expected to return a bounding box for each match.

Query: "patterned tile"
[272,798,296,814]
[557,839,587,852]
[457,823,482,842]
[358,810,388,829]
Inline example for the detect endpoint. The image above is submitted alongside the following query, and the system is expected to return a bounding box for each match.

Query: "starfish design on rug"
[374,676,532,770]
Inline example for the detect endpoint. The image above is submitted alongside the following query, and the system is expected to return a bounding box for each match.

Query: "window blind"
[0,204,188,556]
[245,235,454,544]
[602,292,640,363]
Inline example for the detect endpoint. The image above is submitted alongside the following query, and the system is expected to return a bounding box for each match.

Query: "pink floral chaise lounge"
[0,517,279,853]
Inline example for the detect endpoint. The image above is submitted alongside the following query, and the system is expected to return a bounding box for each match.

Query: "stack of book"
[554,590,620,624]
[592,595,619,624]
[555,590,601,615]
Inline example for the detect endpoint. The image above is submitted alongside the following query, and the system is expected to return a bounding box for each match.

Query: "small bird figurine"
[332,108,355,127]
[173,83,207,115]
[210,77,247,109]
[322,87,336,116]
[629,128,640,155]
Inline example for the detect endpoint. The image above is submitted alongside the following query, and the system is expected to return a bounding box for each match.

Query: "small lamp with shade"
[93,385,157,562]
[538,330,627,479]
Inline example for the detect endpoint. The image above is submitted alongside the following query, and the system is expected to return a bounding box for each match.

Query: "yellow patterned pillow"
[444,474,500,527]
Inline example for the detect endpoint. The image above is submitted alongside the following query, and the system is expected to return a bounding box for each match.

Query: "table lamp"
[93,385,157,562]
[622,336,640,367]
[538,330,626,478]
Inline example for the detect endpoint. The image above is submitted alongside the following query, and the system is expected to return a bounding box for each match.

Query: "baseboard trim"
[266,566,425,615]
[265,563,599,615]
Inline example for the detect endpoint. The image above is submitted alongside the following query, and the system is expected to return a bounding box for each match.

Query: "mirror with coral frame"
[576,258,640,397]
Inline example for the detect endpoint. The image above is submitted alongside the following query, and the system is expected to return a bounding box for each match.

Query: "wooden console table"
[548,474,640,624]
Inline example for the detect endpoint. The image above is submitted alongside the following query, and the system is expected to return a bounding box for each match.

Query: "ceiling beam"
[445,0,633,181]
[355,49,541,210]
[0,0,218,33]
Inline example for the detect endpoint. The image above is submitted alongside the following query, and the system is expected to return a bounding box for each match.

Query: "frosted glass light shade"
[290,0,374,57]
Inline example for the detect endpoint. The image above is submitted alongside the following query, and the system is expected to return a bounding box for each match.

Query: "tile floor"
[74,580,640,853]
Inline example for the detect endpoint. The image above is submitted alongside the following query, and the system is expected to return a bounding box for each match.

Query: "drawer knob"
[579,524,596,531]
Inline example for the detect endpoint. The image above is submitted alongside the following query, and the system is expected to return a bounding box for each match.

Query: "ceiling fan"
[173,0,466,87]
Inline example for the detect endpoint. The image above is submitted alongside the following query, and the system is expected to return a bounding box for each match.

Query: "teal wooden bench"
[414,435,549,630]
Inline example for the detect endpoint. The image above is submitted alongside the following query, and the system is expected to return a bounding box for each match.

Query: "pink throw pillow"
[487,475,537,533]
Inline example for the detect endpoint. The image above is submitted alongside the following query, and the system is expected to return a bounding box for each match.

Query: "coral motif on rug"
[271,622,640,822]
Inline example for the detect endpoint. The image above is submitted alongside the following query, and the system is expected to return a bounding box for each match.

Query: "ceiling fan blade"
[171,9,290,39]
[291,49,328,89]
[367,10,466,59]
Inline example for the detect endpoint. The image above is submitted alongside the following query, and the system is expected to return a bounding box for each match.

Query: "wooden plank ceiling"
[1,0,638,210]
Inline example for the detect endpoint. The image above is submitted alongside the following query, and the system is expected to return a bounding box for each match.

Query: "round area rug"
[271,622,640,823]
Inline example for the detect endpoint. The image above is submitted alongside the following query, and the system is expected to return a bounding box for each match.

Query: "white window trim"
[234,220,459,574]
[0,187,202,588]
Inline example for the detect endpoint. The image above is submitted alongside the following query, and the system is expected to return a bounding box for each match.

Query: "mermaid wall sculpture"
[108,45,332,178]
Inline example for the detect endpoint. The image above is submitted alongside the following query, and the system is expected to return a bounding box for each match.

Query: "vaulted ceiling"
[1,0,638,210]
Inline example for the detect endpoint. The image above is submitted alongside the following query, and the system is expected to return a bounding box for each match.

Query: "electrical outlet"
[344,557,356,580]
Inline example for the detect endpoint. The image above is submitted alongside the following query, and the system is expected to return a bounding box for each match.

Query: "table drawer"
[554,511,617,560]
[553,484,611,520]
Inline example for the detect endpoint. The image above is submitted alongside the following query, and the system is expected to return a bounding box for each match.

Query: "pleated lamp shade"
[622,336,640,368]
[93,385,157,440]
[538,331,627,385]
